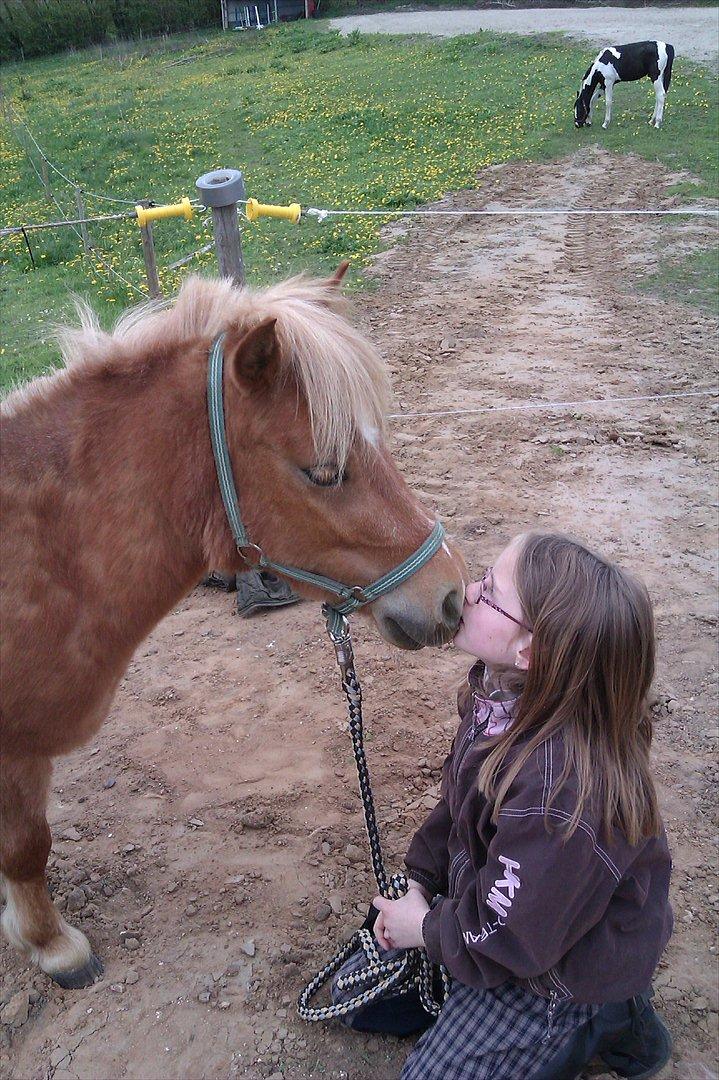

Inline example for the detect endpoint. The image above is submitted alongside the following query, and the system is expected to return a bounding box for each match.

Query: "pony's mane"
[51,274,390,467]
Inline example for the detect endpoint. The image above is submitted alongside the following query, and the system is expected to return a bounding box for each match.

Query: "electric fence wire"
[15,142,146,297]
[6,105,140,206]
[4,109,156,296]
[305,206,719,220]
[1,210,137,237]
[386,388,718,421]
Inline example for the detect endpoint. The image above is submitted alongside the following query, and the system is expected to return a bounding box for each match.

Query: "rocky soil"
[2,148,717,1080]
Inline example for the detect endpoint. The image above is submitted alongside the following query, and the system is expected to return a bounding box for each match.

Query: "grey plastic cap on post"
[196,169,247,208]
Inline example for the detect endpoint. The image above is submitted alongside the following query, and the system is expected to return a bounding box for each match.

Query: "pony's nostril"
[442,587,462,630]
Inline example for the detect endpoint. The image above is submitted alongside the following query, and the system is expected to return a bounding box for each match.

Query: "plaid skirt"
[401,980,599,1080]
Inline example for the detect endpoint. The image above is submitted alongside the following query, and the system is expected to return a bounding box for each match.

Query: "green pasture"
[1,24,717,390]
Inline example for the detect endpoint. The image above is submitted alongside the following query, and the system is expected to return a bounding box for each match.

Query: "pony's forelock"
[52,274,390,466]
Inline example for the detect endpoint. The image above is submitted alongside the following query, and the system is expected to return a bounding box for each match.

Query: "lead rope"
[297,608,450,1023]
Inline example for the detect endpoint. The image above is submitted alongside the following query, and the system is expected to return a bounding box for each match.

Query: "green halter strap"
[207,333,446,628]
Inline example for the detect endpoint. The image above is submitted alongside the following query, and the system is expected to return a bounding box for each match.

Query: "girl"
[372,532,673,1080]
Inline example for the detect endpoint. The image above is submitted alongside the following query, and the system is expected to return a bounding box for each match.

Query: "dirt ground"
[2,148,718,1080]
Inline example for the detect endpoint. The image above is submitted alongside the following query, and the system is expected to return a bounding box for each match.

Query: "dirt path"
[328,6,719,70]
[2,148,717,1080]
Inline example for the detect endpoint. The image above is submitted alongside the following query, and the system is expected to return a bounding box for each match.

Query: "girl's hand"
[407,879,432,902]
[372,891,430,950]
[373,907,394,951]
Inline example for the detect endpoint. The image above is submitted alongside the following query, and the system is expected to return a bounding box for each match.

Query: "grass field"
[1,23,717,389]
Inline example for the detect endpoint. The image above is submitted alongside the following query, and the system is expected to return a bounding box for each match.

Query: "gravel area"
[329,6,719,69]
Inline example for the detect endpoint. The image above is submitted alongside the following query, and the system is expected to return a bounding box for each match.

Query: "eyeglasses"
[476,568,532,632]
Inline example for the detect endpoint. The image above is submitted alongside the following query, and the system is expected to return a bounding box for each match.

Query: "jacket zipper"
[543,990,559,1043]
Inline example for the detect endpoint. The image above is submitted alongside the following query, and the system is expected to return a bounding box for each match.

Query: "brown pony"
[0,267,466,988]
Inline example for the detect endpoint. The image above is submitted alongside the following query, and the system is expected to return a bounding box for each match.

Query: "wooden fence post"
[195,169,246,287]
[138,199,162,299]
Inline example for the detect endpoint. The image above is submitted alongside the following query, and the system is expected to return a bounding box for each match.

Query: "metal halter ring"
[237,542,266,569]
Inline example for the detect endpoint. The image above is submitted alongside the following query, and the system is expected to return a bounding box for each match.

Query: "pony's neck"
[72,346,235,645]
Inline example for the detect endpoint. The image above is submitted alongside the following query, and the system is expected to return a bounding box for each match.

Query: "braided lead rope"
[297,929,419,1021]
[297,611,448,1023]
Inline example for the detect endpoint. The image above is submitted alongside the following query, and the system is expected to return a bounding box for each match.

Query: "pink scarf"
[473,689,518,737]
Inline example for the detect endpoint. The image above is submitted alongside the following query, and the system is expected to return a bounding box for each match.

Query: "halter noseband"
[207,333,445,631]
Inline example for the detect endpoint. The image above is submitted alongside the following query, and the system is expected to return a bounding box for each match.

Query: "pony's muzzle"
[372,583,463,650]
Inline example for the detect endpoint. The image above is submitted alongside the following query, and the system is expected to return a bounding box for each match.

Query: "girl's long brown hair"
[478,532,660,846]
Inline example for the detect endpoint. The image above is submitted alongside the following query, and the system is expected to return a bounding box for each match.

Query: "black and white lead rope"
[297,616,450,1023]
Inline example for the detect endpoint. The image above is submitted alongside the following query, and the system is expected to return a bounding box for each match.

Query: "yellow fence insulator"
[245,198,301,224]
[135,197,194,228]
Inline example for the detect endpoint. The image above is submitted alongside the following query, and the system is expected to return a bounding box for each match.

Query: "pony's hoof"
[51,952,104,989]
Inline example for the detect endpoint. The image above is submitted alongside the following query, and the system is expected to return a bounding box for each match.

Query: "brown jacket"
[405,663,673,1004]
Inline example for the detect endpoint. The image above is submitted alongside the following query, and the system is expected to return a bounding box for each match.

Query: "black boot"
[598,995,672,1078]
[235,569,301,617]
[532,991,672,1080]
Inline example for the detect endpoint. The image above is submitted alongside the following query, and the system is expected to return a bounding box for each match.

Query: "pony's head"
[94,267,466,649]
[574,65,597,128]
[574,89,590,127]
[216,266,466,648]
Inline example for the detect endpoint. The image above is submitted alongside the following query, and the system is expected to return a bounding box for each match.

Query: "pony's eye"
[302,466,345,488]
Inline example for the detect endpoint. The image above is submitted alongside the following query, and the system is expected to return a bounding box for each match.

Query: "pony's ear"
[225,317,280,387]
[327,261,350,287]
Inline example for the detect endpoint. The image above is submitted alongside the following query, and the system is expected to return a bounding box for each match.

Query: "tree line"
[1,0,220,61]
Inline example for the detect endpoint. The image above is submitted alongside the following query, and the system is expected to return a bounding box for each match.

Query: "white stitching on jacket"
[448,850,471,895]
[542,741,549,810]
[498,807,622,880]
[548,966,572,998]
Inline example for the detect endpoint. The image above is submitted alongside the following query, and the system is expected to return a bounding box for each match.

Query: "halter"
[207,332,450,1021]
[207,332,446,634]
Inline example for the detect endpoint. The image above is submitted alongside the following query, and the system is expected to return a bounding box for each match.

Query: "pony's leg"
[0,754,103,988]
[587,86,601,126]
[649,78,659,125]
[602,83,613,129]
[651,77,666,128]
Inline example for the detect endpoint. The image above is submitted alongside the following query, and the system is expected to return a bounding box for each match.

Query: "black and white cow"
[574,40,675,130]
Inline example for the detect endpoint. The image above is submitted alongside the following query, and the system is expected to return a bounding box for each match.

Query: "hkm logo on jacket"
[486,855,521,918]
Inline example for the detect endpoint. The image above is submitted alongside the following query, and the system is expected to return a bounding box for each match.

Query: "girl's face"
[453,538,533,669]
